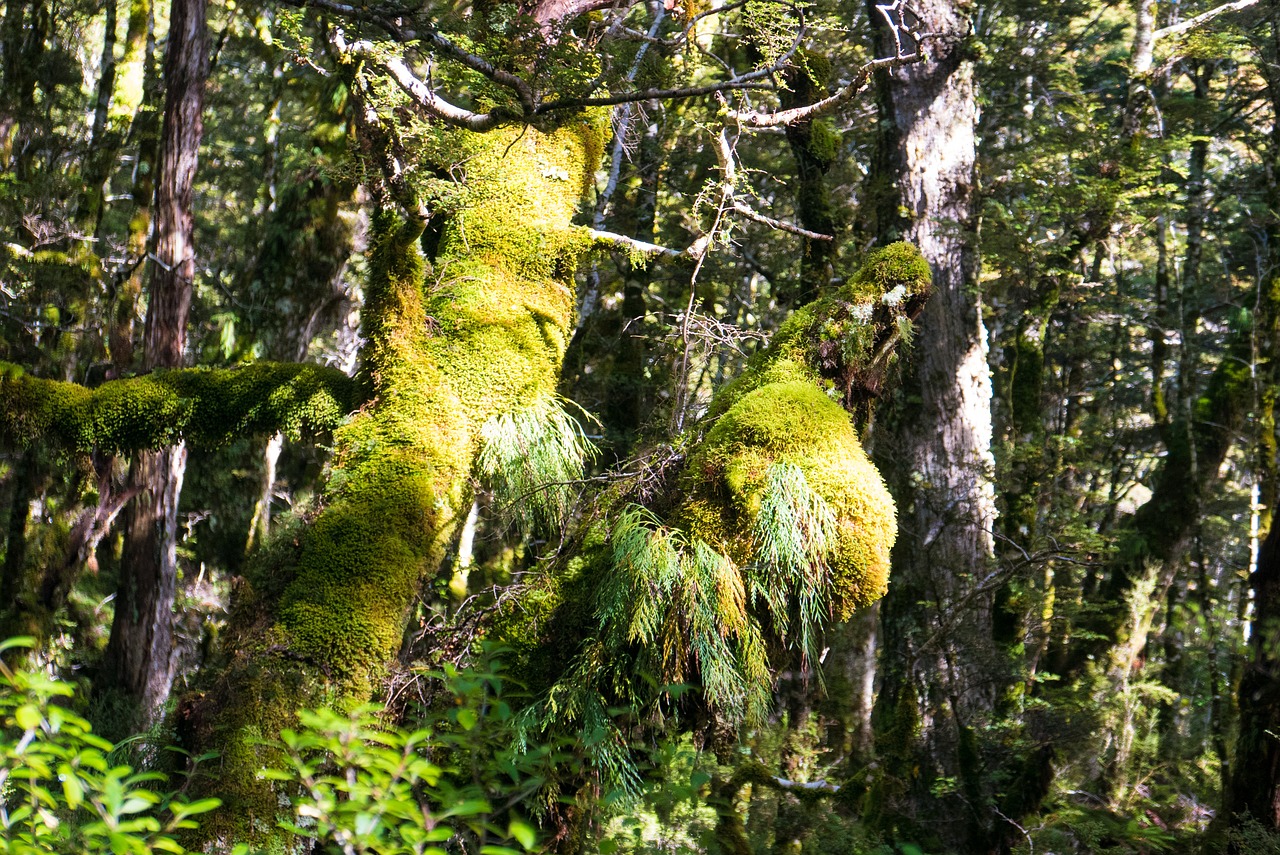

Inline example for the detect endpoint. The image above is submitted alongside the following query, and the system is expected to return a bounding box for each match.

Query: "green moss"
[678,380,895,621]
[844,240,931,301]
[191,121,609,844]
[807,118,840,163]
[0,363,358,455]
[709,242,930,419]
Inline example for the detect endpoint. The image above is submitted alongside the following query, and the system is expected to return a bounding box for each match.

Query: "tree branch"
[1153,0,1260,42]
[290,0,536,110]
[338,34,504,132]
[732,202,833,240]
[0,363,359,455]
[727,51,922,128]
[589,228,686,258]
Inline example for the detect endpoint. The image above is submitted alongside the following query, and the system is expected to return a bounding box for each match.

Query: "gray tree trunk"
[100,0,207,731]
[866,0,1002,850]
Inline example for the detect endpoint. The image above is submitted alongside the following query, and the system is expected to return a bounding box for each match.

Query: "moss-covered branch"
[507,243,931,760]
[676,241,932,623]
[0,362,360,455]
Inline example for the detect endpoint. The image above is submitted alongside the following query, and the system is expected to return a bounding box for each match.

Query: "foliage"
[477,395,599,533]
[247,658,549,855]
[0,638,220,854]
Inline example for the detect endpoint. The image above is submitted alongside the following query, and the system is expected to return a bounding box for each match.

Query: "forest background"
[1,0,1280,852]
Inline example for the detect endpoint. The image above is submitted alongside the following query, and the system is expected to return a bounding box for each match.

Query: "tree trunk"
[180,119,610,844]
[1227,7,1280,842]
[866,0,1001,850]
[1230,521,1280,837]
[100,0,207,730]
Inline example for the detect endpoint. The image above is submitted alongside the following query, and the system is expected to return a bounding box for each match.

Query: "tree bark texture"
[1227,7,1280,840]
[101,0,207,728]
[867,0,1002,850]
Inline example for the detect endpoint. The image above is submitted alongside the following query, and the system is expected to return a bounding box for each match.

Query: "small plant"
[0,637,220,854]
[254,655,548,855]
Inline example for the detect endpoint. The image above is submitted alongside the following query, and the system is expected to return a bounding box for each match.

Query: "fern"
[747,462,837,667]
[594,505,765,722]
[476,395,598,533]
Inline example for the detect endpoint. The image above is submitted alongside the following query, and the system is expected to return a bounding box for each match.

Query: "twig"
[732,202,832,240]
[589,228,686,258]
[727,51,923,128]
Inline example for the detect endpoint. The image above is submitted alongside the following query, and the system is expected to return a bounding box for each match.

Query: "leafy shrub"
[0,637,219,854]
[240,653,552,855]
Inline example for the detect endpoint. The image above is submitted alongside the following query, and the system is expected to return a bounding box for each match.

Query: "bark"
[0,0,48,172]
[779,53,840,308]
[100,0,208,729]
[1227,7,1280,840]
[0,452,39,610]
[79,0,119,231]
[866,0,1001,850]
[1231,521,1280,835]
[83,0,153,236]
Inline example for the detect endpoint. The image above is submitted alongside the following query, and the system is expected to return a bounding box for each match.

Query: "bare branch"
[538,7,806,113]
[288,0,537,110]
[727,51,922,128]
[533,0,637,29]
[589,228,686,258]
[353,40,504,131]
[732,202,833,240]
[1153,0,1260,41]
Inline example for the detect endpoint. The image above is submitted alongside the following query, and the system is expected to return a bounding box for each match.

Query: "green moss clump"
[807,118,840,163]
[0,363,359,455]
[678,379,895,621]
[710,242,930,420]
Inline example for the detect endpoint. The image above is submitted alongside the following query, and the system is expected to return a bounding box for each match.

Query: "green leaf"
[508,819,537,850]
[0,636,35,654]
[58,767,84,809]
[171,797,221,817]
[457,707,478,731]
[14,704,41,730]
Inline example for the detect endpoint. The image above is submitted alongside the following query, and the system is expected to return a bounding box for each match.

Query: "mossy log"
[0,362,359,454]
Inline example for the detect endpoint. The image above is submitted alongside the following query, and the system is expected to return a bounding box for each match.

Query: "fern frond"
[748,462,837,663]
[476,394,599,533]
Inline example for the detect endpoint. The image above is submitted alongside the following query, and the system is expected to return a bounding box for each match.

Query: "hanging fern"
[476,394,599,533]
[747,461,838,666]
[592,505,769,723]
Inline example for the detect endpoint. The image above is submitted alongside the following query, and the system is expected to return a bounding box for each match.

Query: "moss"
[708,242,930,419]
[678,380,895,621]
[189,120,608,844]
[0,362,358,455]
[807,118,840,163]
[844,240,931,301]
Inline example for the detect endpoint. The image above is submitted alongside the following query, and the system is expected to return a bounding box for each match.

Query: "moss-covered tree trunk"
[100,0,208,729]
[180,119,605,845]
